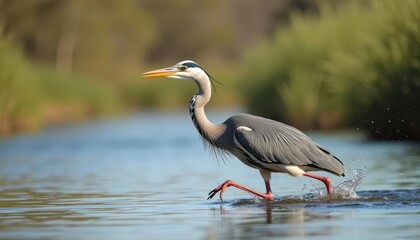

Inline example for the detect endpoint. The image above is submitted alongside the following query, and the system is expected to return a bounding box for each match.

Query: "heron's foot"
[207,180,274,201]
[208,180,231,201]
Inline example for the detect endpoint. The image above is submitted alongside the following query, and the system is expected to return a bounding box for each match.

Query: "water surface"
[0,110,419,239]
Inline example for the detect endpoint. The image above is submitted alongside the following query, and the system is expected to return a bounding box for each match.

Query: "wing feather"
[231,114,345,175]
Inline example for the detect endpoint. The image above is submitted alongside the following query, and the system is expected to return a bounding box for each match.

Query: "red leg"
[303,172,333,194]
[208,179,273,201]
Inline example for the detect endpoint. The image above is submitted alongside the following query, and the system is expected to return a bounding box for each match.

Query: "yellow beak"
[143,67,177,78]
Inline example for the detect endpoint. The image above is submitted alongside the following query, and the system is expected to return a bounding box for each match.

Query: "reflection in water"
[208,187,420,240]
[209,203,336,239]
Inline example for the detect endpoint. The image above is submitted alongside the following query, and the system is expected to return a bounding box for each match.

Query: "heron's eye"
[179,66,187,71]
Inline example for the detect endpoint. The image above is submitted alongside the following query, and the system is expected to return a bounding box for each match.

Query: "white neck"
[188,75,224,147]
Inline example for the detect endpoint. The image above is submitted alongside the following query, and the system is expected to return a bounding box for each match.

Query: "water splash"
[333,168,367,199]
[266,168,368,203]
[233,168,369,204]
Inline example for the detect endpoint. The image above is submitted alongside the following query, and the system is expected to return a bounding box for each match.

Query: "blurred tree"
[1,0,364,136]
[0,0,341,81]
[0,0,156,82]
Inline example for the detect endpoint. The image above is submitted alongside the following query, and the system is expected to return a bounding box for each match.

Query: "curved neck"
[189,77,224,146]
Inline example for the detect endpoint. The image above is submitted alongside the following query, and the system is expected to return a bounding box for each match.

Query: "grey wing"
[233,121,345,176]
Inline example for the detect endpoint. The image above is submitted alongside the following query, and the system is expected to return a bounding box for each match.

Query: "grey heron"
[143,60,345,201]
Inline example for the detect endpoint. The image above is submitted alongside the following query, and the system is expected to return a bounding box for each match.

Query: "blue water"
[0,110,419,239]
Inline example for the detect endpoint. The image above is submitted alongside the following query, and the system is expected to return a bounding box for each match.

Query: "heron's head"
[143,60,207,81]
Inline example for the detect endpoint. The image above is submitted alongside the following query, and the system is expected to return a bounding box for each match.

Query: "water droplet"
[400,171,404,175]
[371,121,374,124]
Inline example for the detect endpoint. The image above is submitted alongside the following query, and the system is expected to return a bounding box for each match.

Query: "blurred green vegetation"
[0,31,40,133]
[1,0,284,135]
[327,1,420,140]
[241,0,420,140]
[36,66,121,118]
[0,31,120,134]
[0,0,418,141]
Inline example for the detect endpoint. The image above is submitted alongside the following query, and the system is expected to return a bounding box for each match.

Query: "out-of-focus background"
[1,1,420,239]
[0,0,419,140]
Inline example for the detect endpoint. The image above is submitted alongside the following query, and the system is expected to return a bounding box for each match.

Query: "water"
[0,110,419,239]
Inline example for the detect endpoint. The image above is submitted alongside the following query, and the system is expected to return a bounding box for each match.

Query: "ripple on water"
[229,188,420,210]
[229,168,419,209]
